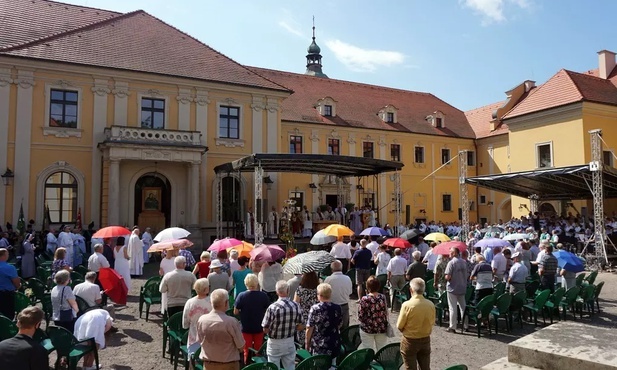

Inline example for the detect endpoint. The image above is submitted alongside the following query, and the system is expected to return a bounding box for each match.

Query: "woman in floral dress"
[358,276,388,352]
[51,247,71,280]
[306,283,342,358]
[293,271,319,346]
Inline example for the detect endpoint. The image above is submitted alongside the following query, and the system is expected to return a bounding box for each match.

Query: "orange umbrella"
[93,226,131,239]
[98,267,128,305]
[227,241,254,258]
[323,224,354,238]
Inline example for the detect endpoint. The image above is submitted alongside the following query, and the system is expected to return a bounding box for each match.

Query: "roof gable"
[465,101,509,139]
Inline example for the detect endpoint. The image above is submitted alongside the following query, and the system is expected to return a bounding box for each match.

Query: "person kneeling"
[74,309,113,370]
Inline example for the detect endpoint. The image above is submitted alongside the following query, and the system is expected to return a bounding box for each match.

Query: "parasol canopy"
[323,224,355,238]
[227,241,254,258]
[360,227,388,236]
[310,230,337,246]
[433,241,467,255]
[474,238,511,249]
[250,244,286,262]
[424,232,451,242]
[147,239,194,253]
[480,226,505,234]
[98,267,128,305]
[382,237,413,249]
[400,229,420,240]
[154,227,190,242]
[282,250,335,275]
[502,233,534,241]
[208,238,243,253]
[92,226,131,239]
[553,250,585,273]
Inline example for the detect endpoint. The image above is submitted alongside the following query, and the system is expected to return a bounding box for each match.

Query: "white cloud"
[324,39,405,73]
[278,20,305,38]
[460,0,531,24]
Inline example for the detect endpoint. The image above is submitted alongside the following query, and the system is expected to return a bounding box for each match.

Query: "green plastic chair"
[434,292,448,327]
[242,363,279,370]
[492,282,506,300]
[444,365,468,370]
[523,289,551,326]
[74,265,89,277]
[525,280,540,300]
[346,268,357,292]
[32,328,55,354]
[37,266,52,284]
[594,281,605,311]
[370,343,402,370]
[544,287,565,323]
[339,324,361,356]
[393,282,411,311]
[584,270,598,285]
[163,312,186,361]
[225,308,239,320]
[74,296,96,317]
[25,278,47,305]
[575,284,596,318]
[14,291,31,315]
[296,354,333,370]
[140,279,162,321]
[320,264,333,279]
[559,286,580,321]
[173,331,189,370]
[375,274,390,305]
[70,271,84,282]
[41,293,53,326]
[463,295,495,337]
[191,346,203,370]
[575,273,586,287]
[47,325,99,370]
[490,293,512,334]
[464,284,475,305]
[338,348,375,370]
[424,279,439,303]
[424,270,434,282]
[0,315,18,341]
[249,339,269,363]
[508,290,527,328]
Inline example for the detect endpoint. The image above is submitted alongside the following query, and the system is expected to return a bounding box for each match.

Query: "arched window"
[45,171,77,223]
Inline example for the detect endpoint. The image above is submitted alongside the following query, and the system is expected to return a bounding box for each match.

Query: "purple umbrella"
[474,238,512,249]
[360,227,388,236]
[250,244,286,262]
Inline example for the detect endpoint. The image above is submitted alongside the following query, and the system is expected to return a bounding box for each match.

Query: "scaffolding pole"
[394,171,401,237]
[254,165,264,245]
[589,129,608,265]
[459,151,469,242]
[216,172,223,239]
[529,194,539,213]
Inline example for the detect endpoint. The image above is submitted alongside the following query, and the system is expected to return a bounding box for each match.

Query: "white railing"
[104,126,202,146]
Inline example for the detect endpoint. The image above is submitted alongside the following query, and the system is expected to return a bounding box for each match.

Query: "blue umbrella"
[475,238,511,249]
[360,227,388,236]
[553,250,585,273]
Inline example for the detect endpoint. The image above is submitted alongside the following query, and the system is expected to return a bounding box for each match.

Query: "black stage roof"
[213,153,404,177]
[465,164,617,200]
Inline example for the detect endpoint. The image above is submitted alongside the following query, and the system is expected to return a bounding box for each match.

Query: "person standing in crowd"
[51,270,78,332]
[113,236,131,292]
[216,249,232,277]
[374,245,391,276]
[387,248,408,307]
[358,276,388,352]
[305,283,342,358]
[324,260,353,330]
[72,228,86,267]
[491,247,507,282]
[58,226,74,268]
[182,278,212,355]
[330,236,352,273]
[128,227,144,276]
[0,306,48,370]
[507,252,528,294]
[46,228,57,254]
[293,271,319,346]
[52,247,71,280]
[232,256,252,298]
[196,289,245,370]
[352,239,373,301]
[234,274,271,365]
[397,278,435,370]
[87,244,110,305]
[422,242,439,273]
[102,238,115,269]
[406,251,427,282]
[262,280,303,370]
[193,252,211,279]
[433,254,449,293]
[0,248,20,319]
[538,244,558,293]
[160,256,197,317]
[207,259,231,292]
[286,273,302,301]
[141,227,153,264]
[260,260,283,302]
[444,247,468,334]
[179,248,196,271]
[367,236,380,257]
[229,250,240,276]
[20,234,36,279]
[416,237,429,258]
[470,255,493,304]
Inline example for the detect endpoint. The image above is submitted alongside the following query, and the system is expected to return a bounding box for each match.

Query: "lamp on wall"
[419,209,427,214]
[263,176,274,190]
[518,204,529,211]
[487,201,494,206]
[356,184,364,190]
[309,183,317,193]
[1,169,14,186]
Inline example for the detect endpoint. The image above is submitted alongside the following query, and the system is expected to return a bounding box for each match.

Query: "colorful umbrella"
[433,241,467,255]
[208,238,243,253]
[154,227,190,242]
[400,229,420,240]
[227,241,254,258]
[98,267,128,305]
[92,226,131,239]
[475,238,511,249]
[310,230,337,246]
[360,227,388,236]
[323,224,355,238]
[250,244,286,262]
[283,251,335,275]
[502,233,534,241]
[424,232,450,242]
[382,237,412,249]
[147,239,194,253]
[553,250,585,273]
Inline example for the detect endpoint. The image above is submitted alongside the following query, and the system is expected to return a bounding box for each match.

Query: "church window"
[141,98,165,129]
[219,106,240,139]
[49,89,78,128]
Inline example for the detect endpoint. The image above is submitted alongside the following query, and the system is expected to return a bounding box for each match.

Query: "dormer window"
[316,97,337,117]
[386,112,394,123]
[427,110,446,128]
[436,117,443,128]
[379,105,398,124]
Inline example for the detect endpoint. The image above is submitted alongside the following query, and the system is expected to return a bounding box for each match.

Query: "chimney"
[598,50,616,79]
[524,80,536,92]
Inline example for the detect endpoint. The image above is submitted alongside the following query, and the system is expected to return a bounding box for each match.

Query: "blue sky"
[62,0,615,111]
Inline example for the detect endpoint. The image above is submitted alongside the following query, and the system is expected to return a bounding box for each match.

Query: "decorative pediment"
[426,110,445,128]
[378,104,399,123]
[329,129,341,139]
[315,96,337,117]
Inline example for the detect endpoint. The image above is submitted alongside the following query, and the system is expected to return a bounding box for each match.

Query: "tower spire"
[305,16,328,78]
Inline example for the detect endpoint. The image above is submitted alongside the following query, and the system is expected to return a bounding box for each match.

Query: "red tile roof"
[465,101,509,139]
[249,67,476,138]
[503,69,617,119]
[0,0,289,92]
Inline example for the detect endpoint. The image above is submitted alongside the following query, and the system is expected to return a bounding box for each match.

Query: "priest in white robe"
[72,229,86,266]
[302,206,312,237]
[128,227,144,276]
[46,229,57,254]
[58,226,74,267]
[350,207,363,235]
[267,207,279,238]
[245,208,255,239]
[141,227,153,264]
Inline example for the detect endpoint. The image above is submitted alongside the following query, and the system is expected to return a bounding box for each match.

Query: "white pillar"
[347,134,357,204]
[195,91,209,224]
[252,95,264,153]
[13,70,35,224]
[189,163,200,225]
[0,69,12,225]
[266,98,279,206]
[177,88,191,131]
[112,81,129,126]
[91,80,110,227]
[108,159,120,225]
[379,136,387,225]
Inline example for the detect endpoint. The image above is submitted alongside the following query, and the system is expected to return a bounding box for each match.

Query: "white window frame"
[289,134,304,154]
[216,101,245,147]
[441,148,451,165]
[138,93,169,130]
[43,82,83,138]
[379,105,398,124]
[442,193,452,212]
[536,141,553,168]
[479,195,487,205]
[316,97,337,117]
[414,146,425,164]
[35,161,86,229]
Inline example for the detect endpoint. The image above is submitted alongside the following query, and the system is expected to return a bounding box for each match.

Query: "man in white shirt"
[329,237,352,273]
[422,243,438,271]
[141,227,153,264]
[367,237,380,257]
[324,260,353,329]
[73,272,102,307]
[160,256,197,317]
[387,248,408,308]
[491,247,507,282]
[87,244,110,273]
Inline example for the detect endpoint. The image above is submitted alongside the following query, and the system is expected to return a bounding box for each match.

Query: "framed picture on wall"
[143,187,161,211]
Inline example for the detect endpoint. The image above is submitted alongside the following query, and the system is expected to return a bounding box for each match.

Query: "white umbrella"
[154,227,190,242]
[502,233,534,241]
[283,251,335,275]
[310,229,337,245]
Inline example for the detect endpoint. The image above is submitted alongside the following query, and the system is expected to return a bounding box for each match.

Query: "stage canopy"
[213,153,404,177]
[465,164,617,200]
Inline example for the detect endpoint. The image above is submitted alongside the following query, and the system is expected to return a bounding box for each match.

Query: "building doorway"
[134,173,171,230]
[325,194,338,210]
[540,202,557,217]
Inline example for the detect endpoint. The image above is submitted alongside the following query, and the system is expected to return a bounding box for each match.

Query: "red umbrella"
[433,241,467,256]
[93,226,131,239]
[250,244,286,262]
[207,238,243,253]
[382,237,412,249]
[98,267,128,305]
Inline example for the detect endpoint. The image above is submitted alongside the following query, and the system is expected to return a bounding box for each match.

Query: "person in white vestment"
[113,236,131,293]
[368,209,377,227]
[72,228,86,266]
[245,208,255,239]
[350,207,363,235]
[128,227,144,276]
[74,309,113,370]
[141,227,153,264]
[302,206,312,237]
[46,229,57,254]
[58,226,74,268]
[267,207,279,238]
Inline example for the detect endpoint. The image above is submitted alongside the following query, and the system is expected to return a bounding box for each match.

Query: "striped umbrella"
[282,251,335,275]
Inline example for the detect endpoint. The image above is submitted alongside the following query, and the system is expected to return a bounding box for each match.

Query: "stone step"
[508,322,617,370]
[481,357,540,370]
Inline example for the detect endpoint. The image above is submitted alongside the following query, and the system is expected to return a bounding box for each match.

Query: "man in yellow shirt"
[396,278,435,370]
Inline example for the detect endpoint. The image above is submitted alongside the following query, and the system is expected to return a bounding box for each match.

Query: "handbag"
[59,287,74,322]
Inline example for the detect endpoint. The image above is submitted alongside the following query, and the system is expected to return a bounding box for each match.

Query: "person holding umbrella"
[330,236,352,273]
